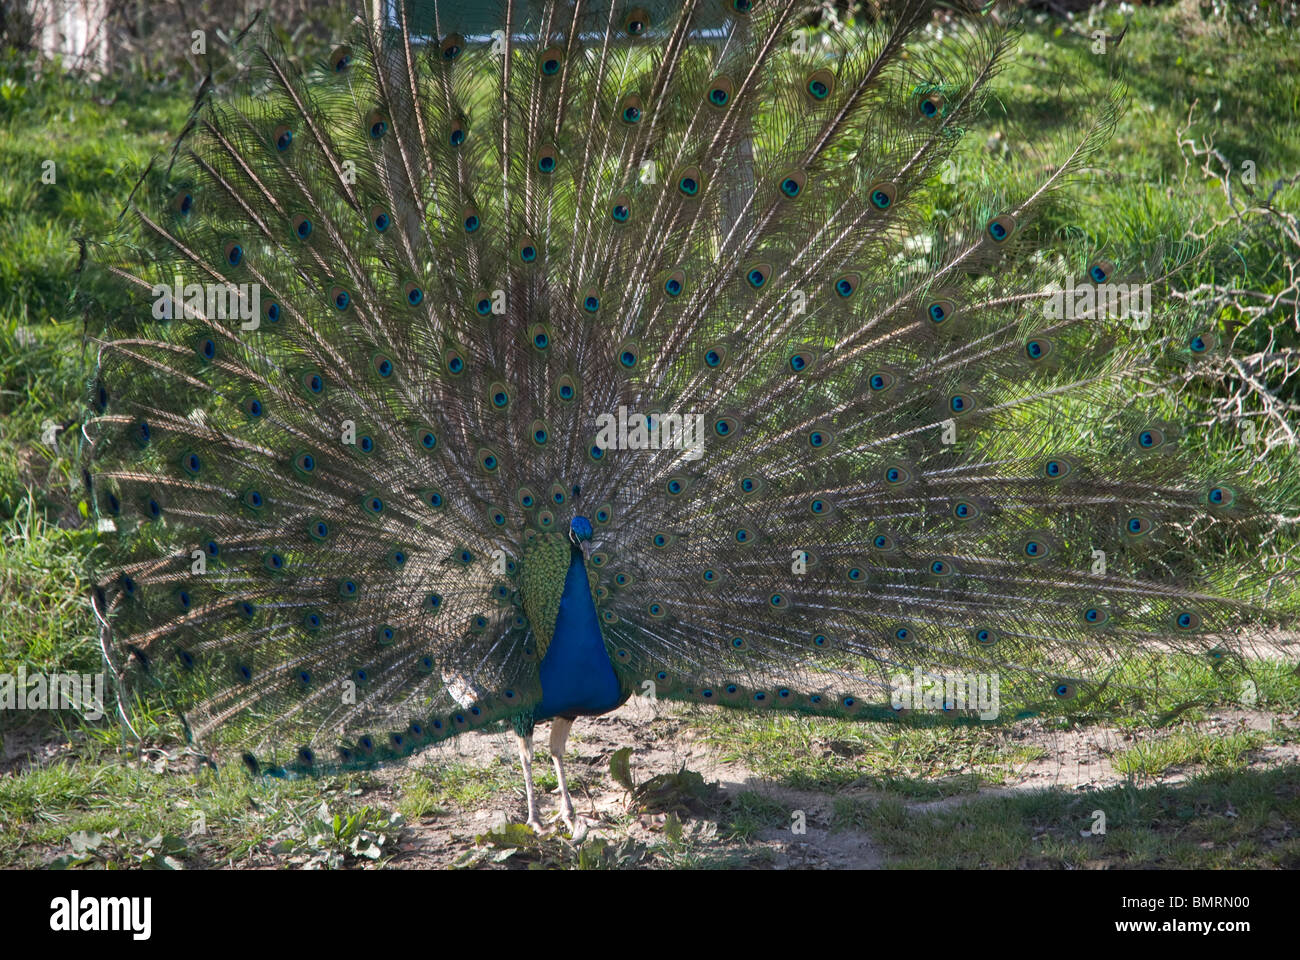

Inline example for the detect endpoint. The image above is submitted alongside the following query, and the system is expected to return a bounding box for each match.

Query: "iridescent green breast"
[519,532,569,660]
[520,532,603,661]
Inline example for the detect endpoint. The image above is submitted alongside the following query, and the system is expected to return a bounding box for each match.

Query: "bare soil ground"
[373,703,882,869]
[352,700,1299,869]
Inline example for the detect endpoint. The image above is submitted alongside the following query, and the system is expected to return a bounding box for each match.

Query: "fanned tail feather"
[78,0,1293,775]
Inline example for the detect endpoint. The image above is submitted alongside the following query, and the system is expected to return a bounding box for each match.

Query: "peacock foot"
[550,809,589,841]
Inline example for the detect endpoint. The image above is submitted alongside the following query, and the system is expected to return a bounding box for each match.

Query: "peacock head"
[569,515,594,545]
[569,515,595,563]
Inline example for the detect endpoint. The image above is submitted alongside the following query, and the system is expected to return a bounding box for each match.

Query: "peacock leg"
[515,731,544,833]
[549,716,577,832]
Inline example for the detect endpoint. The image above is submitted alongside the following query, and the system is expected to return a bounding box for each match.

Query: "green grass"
[690,652,1300,795]
[723,790,790,841]
[4,709,1291,868]
[0,53,194,717]
[398,759,527,821]
[1111,727,1272,777]
[0,741,388,868]
[695,710,1048,798]
[853,764,1300,869]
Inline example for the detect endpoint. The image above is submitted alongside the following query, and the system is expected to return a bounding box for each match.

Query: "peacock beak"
[568,526,593,562]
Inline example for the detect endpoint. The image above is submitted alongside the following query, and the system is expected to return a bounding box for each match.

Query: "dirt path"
[372,701,883,868]
[364,699,1298,869]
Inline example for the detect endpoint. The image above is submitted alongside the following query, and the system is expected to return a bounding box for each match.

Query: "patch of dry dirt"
[10,696,1295,869]
[364,701,881,868]
[365,700,1298,868]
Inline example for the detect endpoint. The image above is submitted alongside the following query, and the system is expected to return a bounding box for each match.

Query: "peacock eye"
[366,110,389,139]
[986,213,1016,242]
[868,181,897,210]
[675,166,703,197]
[624,7,649,35]
[539,45,563,76]
[778,170,806,199]
[707,76,734,107]
[440,34,463,61]
[805,68,833,102]
[619,94,644,125]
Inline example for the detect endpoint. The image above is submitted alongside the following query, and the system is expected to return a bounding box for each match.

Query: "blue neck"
[535,545,622,720]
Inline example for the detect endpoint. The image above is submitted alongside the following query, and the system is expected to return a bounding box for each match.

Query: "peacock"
[77,0,1291,834]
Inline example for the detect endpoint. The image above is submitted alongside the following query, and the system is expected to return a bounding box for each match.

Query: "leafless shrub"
[1171,101,1300,461]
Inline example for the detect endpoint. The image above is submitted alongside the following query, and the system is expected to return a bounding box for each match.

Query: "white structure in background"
[29,0,109,76]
